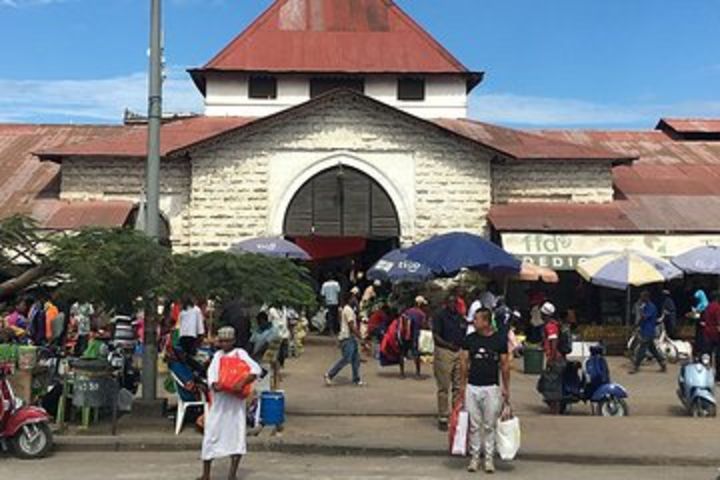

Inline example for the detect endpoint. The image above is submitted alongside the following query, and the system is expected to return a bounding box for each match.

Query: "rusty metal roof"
[38,116,255,160]
[0,124,131,220]
[33,199,135,230]
[656,118,720,134]
[489,197,720,233]
[189,0,482,93]
[437,118,634,162]
[538,129,720,196]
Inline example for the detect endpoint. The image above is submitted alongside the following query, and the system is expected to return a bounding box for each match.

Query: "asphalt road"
[1,452,717,480]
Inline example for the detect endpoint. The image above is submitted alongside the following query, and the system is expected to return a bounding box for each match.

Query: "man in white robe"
[200,327,261,480]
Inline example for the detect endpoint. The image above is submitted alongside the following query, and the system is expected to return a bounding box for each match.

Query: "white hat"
[350,286,360,295]
[217,326,236,340]
[373,279,382,287]
[540,302,556,316]
[415,295,428,306]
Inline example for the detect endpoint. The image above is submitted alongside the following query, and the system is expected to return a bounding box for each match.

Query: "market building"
[2,0,720,319]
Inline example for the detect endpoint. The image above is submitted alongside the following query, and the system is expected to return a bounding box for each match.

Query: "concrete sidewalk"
[54,336,720,466]
[55,414,720,466]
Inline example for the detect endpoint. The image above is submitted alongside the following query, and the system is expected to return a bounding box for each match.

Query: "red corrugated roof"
[37,91,631,163]
[190,0,481,92]
[436,118,633,162]
[489,197,720,233]
[39,116,255,159]
[35,199,135,230]
[657,118,720,134]
[0,124,132,220]
[538,129,720,196]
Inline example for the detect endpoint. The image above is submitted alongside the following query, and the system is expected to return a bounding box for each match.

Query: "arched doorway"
[283,165,400,266]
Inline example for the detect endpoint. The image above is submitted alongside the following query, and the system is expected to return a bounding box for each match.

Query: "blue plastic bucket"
[260,390,285,426]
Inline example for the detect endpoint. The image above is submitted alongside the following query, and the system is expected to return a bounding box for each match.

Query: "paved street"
[1,452,717,480]
[279,336,689,417]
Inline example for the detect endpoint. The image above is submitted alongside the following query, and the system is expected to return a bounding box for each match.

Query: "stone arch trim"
[269,152,412,238]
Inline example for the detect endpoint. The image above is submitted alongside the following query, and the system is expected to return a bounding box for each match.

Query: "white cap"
[415,295,428,306]
[540,302,556,316]
[350,286,360,295]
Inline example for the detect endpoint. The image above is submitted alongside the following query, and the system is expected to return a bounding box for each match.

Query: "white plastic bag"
[311,308,327,332]
[495,407,521,461]
[418,329,435,355]
[451,410,469,456]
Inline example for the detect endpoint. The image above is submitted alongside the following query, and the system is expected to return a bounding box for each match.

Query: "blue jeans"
[328,338,361,383]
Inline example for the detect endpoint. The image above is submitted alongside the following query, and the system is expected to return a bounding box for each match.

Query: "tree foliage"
[167,251,317,313]
[50,228,172,314]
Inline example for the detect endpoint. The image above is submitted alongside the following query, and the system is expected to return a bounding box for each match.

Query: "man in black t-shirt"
[460,308,511,474]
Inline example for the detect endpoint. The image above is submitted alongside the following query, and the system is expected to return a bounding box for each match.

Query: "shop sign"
[501,233,720,271]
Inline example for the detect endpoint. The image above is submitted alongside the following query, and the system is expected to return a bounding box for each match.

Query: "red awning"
[294,236,367,261]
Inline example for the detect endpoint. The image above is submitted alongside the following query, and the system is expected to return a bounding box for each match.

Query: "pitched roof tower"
[189,0,482,94]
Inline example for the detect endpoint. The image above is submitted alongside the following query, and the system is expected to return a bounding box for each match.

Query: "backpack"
[558,325,573,355]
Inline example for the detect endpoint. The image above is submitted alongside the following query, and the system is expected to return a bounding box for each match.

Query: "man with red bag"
[200,327,261,480]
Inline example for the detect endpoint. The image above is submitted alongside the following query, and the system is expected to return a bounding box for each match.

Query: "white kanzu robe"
[201,348,262,460]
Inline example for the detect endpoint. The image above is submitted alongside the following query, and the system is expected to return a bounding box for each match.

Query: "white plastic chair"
[169,370,207,435]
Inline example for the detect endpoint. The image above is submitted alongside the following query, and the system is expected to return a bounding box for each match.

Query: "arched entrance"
[283,165,400,264]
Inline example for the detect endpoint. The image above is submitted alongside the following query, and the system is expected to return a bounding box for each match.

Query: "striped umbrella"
[577,250,683,290]
[672,245,720,275]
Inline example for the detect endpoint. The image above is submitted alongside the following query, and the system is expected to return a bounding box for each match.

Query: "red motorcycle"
[0,364,53,458]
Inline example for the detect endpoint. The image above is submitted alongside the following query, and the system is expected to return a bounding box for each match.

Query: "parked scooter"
[677,353,717,417]
[0,364,53,458]
[557,345,630,416]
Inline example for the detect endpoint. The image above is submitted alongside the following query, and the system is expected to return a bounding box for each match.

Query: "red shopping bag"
[217,356,254,399]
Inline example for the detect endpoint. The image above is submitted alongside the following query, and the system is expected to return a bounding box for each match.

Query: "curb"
[54,437,719,467]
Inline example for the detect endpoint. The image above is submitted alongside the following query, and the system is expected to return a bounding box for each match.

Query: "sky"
[1,0,719,128]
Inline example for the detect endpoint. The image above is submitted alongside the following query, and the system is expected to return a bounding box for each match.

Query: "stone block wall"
[59,156,192,251]
[492,160,614,204]
[186,94,492,251]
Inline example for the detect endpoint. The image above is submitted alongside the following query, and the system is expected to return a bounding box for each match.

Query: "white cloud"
[1,0,68,7]
[0,67,203,123]
[470,93,720,128]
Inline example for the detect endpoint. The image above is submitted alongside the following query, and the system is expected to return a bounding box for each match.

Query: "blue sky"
[1,0,719,127]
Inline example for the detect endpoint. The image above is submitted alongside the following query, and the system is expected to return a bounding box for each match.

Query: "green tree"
[168,251,317,313]
[0,215,55,301]
[50,228,172,314]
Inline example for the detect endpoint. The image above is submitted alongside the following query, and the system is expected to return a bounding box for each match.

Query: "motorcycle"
[555,345,630,416]
[0,364,53,459]
[677,353,716,417]
[627,322,691,365]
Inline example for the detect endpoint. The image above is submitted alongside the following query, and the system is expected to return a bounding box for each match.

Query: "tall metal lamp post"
[142,0,162,401]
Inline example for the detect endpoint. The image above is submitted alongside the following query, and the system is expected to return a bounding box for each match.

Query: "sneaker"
[323,374,333,386]
[660,364,667,373]
[628,367,638,374]
[353,380,367,387]
[484,457,495,474]
[467,457,480,473]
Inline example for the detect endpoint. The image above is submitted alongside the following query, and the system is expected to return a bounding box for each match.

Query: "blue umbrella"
[672,245,720,275]
[229,236,311,260]
[403,232,521,277]
[367,249,433,284]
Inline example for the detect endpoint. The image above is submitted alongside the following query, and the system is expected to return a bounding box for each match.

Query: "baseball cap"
[540,302,556,316]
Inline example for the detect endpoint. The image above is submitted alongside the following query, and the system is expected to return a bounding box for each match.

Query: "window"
[248,76,277,99]
[397,78,425,101]
[310,78,365,98]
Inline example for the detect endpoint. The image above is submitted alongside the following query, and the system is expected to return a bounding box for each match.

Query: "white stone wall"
[59,156,192,251]
[204,73,468,119]
[492,160,614,204]
[187,94,492,251]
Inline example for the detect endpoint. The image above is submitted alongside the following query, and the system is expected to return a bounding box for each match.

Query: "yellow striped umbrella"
[577,250,683,290]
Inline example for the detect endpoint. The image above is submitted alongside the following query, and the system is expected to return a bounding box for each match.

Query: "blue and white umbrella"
[403,232,521,277]
[672,245,720,275]
[367,249,433,284]
[229,236,311,260]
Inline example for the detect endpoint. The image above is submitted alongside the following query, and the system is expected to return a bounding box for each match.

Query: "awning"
[501,232,720,271]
